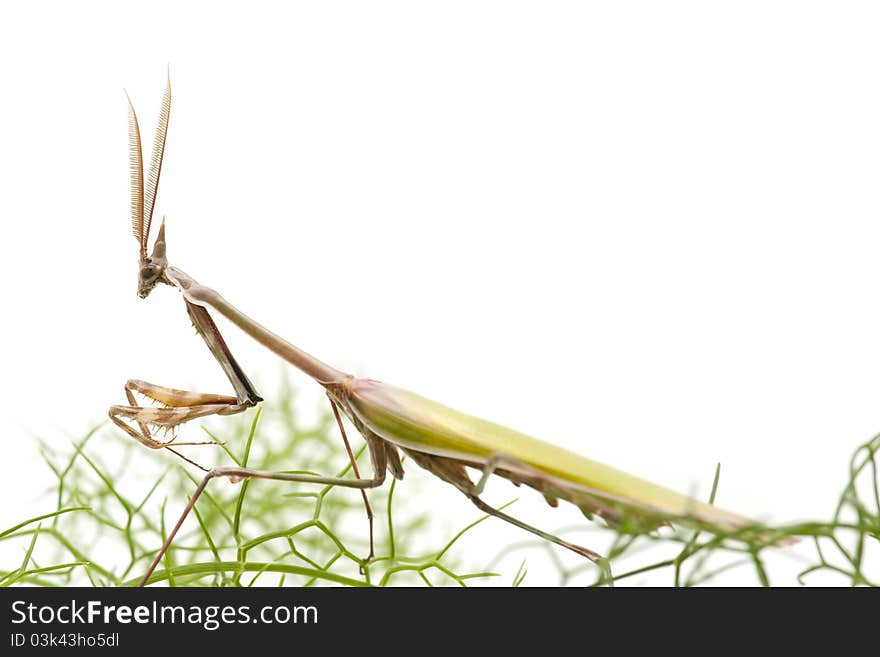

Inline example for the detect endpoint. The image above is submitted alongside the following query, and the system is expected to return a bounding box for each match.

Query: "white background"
[2,1,880,584]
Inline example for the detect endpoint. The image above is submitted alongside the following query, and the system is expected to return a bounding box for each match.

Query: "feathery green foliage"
[3,379,879,586]
[2,381,498,587]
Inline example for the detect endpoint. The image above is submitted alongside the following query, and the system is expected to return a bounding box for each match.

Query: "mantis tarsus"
[111,76,777,587]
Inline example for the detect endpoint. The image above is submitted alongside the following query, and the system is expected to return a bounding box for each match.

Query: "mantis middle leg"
[139,457,390,586]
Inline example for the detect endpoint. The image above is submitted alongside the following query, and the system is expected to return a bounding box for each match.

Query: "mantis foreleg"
[108,380,242,470]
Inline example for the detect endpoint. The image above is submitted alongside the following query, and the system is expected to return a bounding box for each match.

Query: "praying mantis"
[111,76,770,587]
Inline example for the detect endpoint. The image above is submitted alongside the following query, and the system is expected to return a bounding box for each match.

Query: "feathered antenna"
[126,92,145,259]
[144,73,171,257]
[126,71,171,261]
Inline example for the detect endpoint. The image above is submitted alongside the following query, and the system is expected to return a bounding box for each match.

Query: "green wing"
[346,377,751,532]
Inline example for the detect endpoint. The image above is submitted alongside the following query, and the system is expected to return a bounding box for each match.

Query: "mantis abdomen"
[344,377,752,532]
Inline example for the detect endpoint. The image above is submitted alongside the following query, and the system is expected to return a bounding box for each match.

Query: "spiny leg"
[108,410,214,472]
[403,449,602,563]
[109,379,253,469]
[328,394,375,569]
[139,464,388,587]
[468,454,603,560]
[112,379,243,446]
[123,379,152,444]
[464,494,601,561]
[468,453,602,560]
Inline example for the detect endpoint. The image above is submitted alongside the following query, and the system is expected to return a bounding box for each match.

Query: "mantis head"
[127,74,171,299]
[137,219,168,298]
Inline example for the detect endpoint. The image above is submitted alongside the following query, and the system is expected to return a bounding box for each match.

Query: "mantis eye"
[140,266,156,280]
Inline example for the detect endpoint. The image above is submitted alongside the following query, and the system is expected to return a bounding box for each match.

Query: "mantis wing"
[343,377,753,533]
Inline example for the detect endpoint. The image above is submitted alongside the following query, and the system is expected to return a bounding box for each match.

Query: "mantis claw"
[109,379,251,462]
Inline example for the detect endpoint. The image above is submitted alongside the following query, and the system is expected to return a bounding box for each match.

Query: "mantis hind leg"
[402,448,603,563]
[464,494,601,561]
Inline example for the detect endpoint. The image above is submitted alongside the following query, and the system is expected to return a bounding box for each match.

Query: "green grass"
[2,378,879,586]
